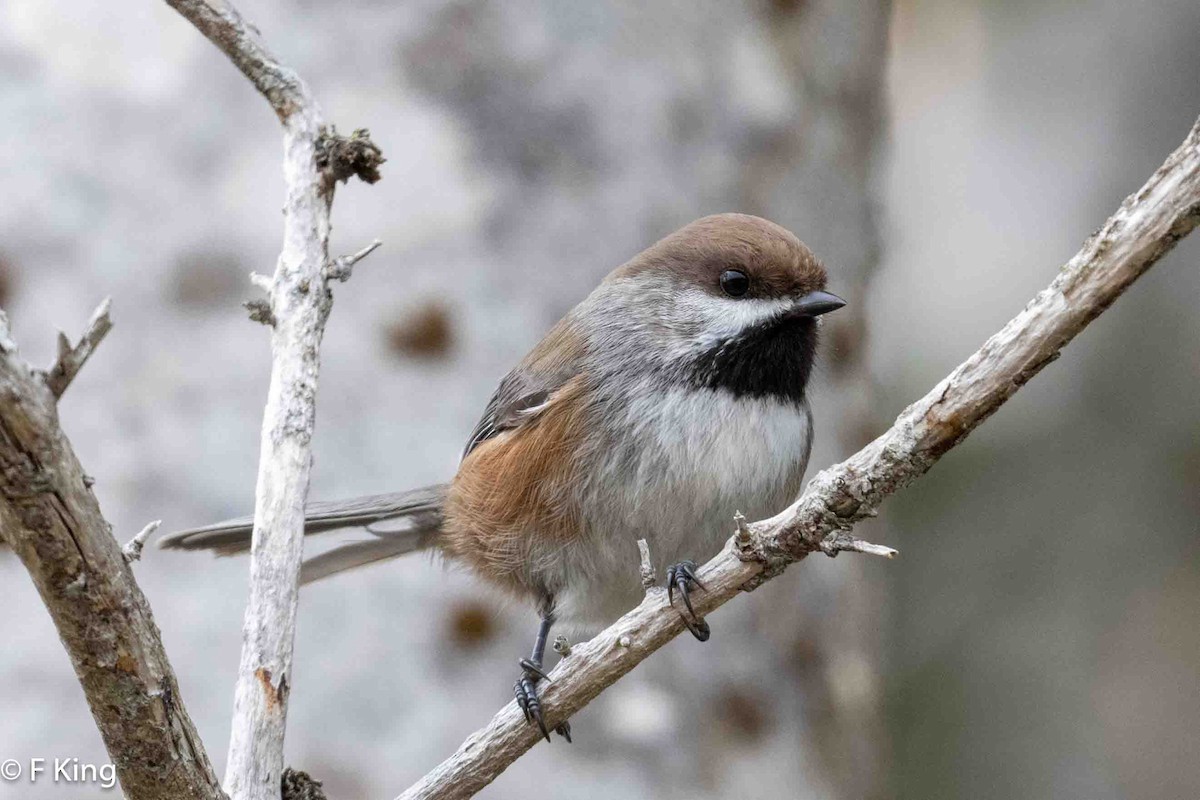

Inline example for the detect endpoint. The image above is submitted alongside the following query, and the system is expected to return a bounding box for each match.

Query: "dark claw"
[666,560,710,642]
[513,659,572,743]
[680,560,707,591]
[519,658,553,683]
[514,680,532,723]
[682,614,711,642]
[514,673,551,741]
[673,573,697,618]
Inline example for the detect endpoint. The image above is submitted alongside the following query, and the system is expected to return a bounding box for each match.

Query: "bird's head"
[586,213,844,403]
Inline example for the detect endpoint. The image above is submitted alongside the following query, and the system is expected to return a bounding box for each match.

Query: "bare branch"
[326,239,382,282]
[396,115,1200,800]
[123,520,163,564]
[250,272,273,292]
[636,538,656,591]
[163,3,384,798]
[45,297,113,398]
[819,533,898,559]
[0,313,223,800]
[163,0,312,121]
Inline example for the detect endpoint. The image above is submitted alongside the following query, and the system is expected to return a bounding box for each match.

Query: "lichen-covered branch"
[162,2,383,799]
[396,115,1200,800]
[0,312,224,800]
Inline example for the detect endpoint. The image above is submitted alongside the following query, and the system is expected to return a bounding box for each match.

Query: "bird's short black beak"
[794,290,846,317]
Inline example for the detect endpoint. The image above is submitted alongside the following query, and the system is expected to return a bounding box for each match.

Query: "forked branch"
[45,296,113,398]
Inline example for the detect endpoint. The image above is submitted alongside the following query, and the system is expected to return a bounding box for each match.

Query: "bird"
[160,212,845,742]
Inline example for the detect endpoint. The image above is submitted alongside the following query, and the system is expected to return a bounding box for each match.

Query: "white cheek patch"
[673,289,794,351]
[581,277,801,365]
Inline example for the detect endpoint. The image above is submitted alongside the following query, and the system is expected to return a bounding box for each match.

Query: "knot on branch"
[282,768,327,800]
[316,127,384,185]
[243,299,276,326]
[731,507,895,592]
[732,512,790,591]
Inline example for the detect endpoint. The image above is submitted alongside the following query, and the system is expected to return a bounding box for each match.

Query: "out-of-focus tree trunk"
[746,2,892,798]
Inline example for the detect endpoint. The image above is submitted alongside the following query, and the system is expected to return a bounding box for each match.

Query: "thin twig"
[123,520,163,564]
[45,297,113,399]
[326,239,382,282]
[820,534,898,559]
[636,539,657,591]
[395,114,1200,800]
[164,0,312,121]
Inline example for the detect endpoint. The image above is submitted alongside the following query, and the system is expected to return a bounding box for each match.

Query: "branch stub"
[316,127,385,185]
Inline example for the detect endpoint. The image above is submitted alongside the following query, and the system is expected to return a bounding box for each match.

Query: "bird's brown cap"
[610,213,827,300]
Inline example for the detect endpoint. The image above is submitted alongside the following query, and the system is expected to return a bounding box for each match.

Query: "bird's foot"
[513,659,572,743]
[666,560,710,641]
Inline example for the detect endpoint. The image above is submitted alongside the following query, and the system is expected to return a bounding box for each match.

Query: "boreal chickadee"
[163,213,845,741]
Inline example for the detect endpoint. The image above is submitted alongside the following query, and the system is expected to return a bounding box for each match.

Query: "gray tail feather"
[158,484,448,584]
[299,530,439,585]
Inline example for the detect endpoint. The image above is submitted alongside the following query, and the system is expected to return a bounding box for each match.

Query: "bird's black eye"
[719,269,750,297]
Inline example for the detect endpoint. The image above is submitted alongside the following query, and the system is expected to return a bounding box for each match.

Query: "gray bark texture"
[0,307,225,800]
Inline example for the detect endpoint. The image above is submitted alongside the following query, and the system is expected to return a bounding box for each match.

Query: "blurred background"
[1,0,1198,798]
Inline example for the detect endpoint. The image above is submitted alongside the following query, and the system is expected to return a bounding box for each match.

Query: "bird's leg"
[666,560,710,641]
[513,602,572,743]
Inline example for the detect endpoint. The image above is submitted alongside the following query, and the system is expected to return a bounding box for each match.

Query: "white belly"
[552,385,812,631]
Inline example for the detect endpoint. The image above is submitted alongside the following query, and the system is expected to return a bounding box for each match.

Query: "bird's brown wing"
[462,317,587,458]
[462,380,552,458]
